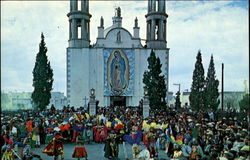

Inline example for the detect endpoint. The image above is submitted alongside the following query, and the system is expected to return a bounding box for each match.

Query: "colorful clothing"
[72,146,87,158]
[1,150,13,160]
[26,120,33,133]
[104,133,119,159]
[42,135,64,158]
[145,131,158,158]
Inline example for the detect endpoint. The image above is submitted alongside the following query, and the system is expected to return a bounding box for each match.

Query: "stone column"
[98,17,104,38]
[87,21,90,41]
[72,0,77,11]
[133,17,139,38]
[158,20,163,40]
[70,0,73,12]
[151,19,156,40]
[81,0,89,12]
[81,19,85,40]
[147,21,150,40]
[159,0,165,12]
[133,27,140,39]
[89,89,96,116]
[163,20,166,41]
[148,0,151,12]
[81,0,86,12]
[163,0,166,12]
[69,20,72,39]
[71,19,77,39]
[98,27,104,38]
[86,0,89,13]
[152,0,156,12]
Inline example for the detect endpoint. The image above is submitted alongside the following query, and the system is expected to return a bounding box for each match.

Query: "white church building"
[67,0,169,107]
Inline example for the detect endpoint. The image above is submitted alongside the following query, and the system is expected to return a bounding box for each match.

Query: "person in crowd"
[72,132,88,160]
[104,130,119,159]
[123,125,142,159]
[145,127,158,158]
[1,104,249,160]
[181,138,192,159]
[173,144,183,159]
[43,132,64,160]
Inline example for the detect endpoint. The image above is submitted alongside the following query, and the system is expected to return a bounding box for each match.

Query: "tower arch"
[68,0,91,48]
[146,0,168,49]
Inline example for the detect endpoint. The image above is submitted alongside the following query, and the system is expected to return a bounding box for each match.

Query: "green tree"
[175,91,181,109]
[204,55,220,111]
[143,50,167,109]
[189,50,205,111]
[32,33,53,111]
[239,93,249,112]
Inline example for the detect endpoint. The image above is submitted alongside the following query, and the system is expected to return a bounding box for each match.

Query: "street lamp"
[144,86,148,96]
[90,88,95,97]
[173,83,181,110]
[173,83,181,93]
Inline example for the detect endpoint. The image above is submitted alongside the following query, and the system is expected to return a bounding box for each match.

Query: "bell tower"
[67,0,91,48]
[146,0,168,49]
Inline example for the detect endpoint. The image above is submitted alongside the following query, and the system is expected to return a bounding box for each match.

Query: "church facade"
[67,0,169,107]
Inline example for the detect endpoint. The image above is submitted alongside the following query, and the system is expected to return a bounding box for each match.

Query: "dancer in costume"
[1,145,13,160]
[72,121,84,143]
[72,132,88,160]
[1,133,14,160]
[104,130,119,159]
[32,124,40,148]
[123,125,142,159]
[84,124,93,144]
[145,127,158,158]
[43,132,64,160]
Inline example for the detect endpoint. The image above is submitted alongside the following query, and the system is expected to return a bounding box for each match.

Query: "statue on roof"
[116,7,121,17]
[135,17,138,28]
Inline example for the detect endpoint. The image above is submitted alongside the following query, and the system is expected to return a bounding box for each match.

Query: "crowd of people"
[1,105,249,160]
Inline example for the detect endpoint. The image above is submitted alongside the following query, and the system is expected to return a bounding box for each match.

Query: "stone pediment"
[94,27,143,49]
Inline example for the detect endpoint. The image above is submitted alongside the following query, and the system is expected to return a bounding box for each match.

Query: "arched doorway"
[110,96,126,106]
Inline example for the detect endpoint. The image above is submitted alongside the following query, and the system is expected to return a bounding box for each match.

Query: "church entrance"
[110,96,126,107]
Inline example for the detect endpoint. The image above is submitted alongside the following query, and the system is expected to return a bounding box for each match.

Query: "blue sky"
[1,1,249,94]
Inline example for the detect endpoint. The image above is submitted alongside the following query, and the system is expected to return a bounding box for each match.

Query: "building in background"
[218,91,245,111]
[1,91,67,110]
[171,91,246,111]
[49,92,68,109]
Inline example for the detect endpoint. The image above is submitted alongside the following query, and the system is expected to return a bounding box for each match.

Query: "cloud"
[167,1,249,93]
[1,1,249,95]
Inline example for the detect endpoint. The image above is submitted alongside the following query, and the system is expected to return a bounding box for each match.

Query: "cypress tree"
[239,93,249,112]
[143,50,167,109]
[204,55,220,111]
[189,50,205,111]
[32,33,53,111]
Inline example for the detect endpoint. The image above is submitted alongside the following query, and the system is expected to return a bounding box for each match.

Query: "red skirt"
[72,146,87,158]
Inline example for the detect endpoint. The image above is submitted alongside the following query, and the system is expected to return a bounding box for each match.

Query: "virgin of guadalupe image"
[110,51,127,95]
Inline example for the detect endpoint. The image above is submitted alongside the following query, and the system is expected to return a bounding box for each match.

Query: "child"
[72,132,88,160]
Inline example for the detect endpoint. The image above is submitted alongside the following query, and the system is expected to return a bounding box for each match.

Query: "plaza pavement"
[31,143,171,160]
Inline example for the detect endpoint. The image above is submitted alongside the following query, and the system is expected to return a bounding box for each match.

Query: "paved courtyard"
[31,143,170,160]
